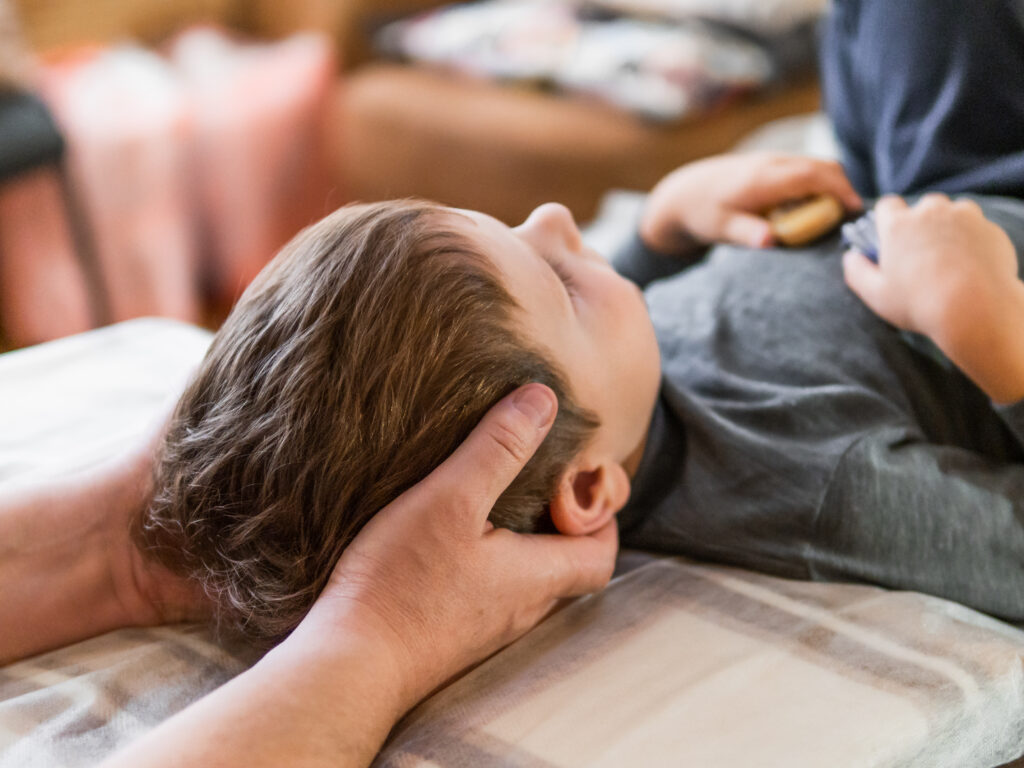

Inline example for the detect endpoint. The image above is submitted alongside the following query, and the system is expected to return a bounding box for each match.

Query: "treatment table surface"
[2,319,1024,767]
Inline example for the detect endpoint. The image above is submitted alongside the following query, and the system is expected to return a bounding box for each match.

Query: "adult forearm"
[0,468,137,664]
[100,614,411,768]
[99,383,616,768]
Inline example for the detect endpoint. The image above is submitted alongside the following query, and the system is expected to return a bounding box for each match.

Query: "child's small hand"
[843,194,1019,343]
[844,194,1024,403]
[640,153,862,254]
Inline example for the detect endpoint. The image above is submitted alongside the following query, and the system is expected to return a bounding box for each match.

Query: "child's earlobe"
[549,461,631,536]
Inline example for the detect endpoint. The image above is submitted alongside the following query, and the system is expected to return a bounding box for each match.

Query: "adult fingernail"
[513,385,556,428]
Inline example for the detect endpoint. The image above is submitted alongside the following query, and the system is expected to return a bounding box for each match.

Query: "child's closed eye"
[550,259,579,296]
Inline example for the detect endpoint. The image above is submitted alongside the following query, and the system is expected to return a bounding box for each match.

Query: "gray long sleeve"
[610,232,706,290]
[995,398,1024,451]
[618,195,1024,622]
[811,424,1024,621]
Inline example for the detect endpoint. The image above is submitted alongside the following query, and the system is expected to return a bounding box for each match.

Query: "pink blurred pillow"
[171,28,335,306]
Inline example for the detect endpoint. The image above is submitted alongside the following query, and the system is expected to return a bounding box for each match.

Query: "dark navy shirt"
[821,0,1024,200]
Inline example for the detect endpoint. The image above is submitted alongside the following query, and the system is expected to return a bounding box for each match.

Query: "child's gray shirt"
[614,195,1024,621]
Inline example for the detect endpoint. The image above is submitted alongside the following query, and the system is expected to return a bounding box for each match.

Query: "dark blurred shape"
[0,88,62,179]
[0,87,109,336]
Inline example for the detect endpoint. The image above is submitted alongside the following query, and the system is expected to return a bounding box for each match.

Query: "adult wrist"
[279,600,422,723]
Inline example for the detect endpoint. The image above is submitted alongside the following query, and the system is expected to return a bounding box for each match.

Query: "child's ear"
[549,460,631,536]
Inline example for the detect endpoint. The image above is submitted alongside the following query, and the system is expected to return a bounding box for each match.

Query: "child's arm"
[843,194,1024,404]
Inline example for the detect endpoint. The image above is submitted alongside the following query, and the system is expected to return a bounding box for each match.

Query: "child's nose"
[518,203,582,251]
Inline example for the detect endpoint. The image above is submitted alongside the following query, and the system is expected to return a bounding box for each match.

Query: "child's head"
[137,199,660,642]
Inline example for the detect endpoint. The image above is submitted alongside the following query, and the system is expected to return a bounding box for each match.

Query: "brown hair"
[136,200,598,643]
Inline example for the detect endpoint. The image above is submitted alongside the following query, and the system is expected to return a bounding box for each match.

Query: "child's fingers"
[916,192,952,211]
[721,211,774,248]
[873,195,910,233]
[952,197,984,217]
[413,383,557,531]
[817,161,863,212]
[842,248,890,316]
[759,158,862,211]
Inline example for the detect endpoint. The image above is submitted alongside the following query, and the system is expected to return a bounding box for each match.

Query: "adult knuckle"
[413,470,458,513]
[446,484,485,521]
[489,417,532,464]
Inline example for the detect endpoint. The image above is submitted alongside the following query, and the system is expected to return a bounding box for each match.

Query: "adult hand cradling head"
[98,383,618,768]
[288,381,620,711]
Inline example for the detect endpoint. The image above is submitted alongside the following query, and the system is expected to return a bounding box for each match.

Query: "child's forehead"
[446,207,502,235]
[443,208,523,260]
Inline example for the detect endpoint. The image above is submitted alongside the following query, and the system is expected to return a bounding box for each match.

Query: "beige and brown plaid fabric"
[2,319,1023,768]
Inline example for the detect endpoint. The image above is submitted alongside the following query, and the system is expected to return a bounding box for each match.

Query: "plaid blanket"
[2,319,1024,767]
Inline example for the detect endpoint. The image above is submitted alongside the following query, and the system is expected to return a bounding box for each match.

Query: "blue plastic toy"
[841,211,879,263]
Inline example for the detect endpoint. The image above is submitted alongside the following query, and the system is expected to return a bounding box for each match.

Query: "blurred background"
[0,0,826,350]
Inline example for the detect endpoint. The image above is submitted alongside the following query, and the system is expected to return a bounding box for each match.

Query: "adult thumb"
[415,384,558,528]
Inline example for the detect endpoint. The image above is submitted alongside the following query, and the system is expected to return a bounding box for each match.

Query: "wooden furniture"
[330,65,820,224]
[13,0,820,224]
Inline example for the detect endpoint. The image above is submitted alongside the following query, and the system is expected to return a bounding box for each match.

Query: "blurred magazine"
[584,0,827,35]
[376,0,812,122]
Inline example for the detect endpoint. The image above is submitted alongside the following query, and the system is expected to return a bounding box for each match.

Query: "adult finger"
[493,518,619,598]
[414,383,557,528]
